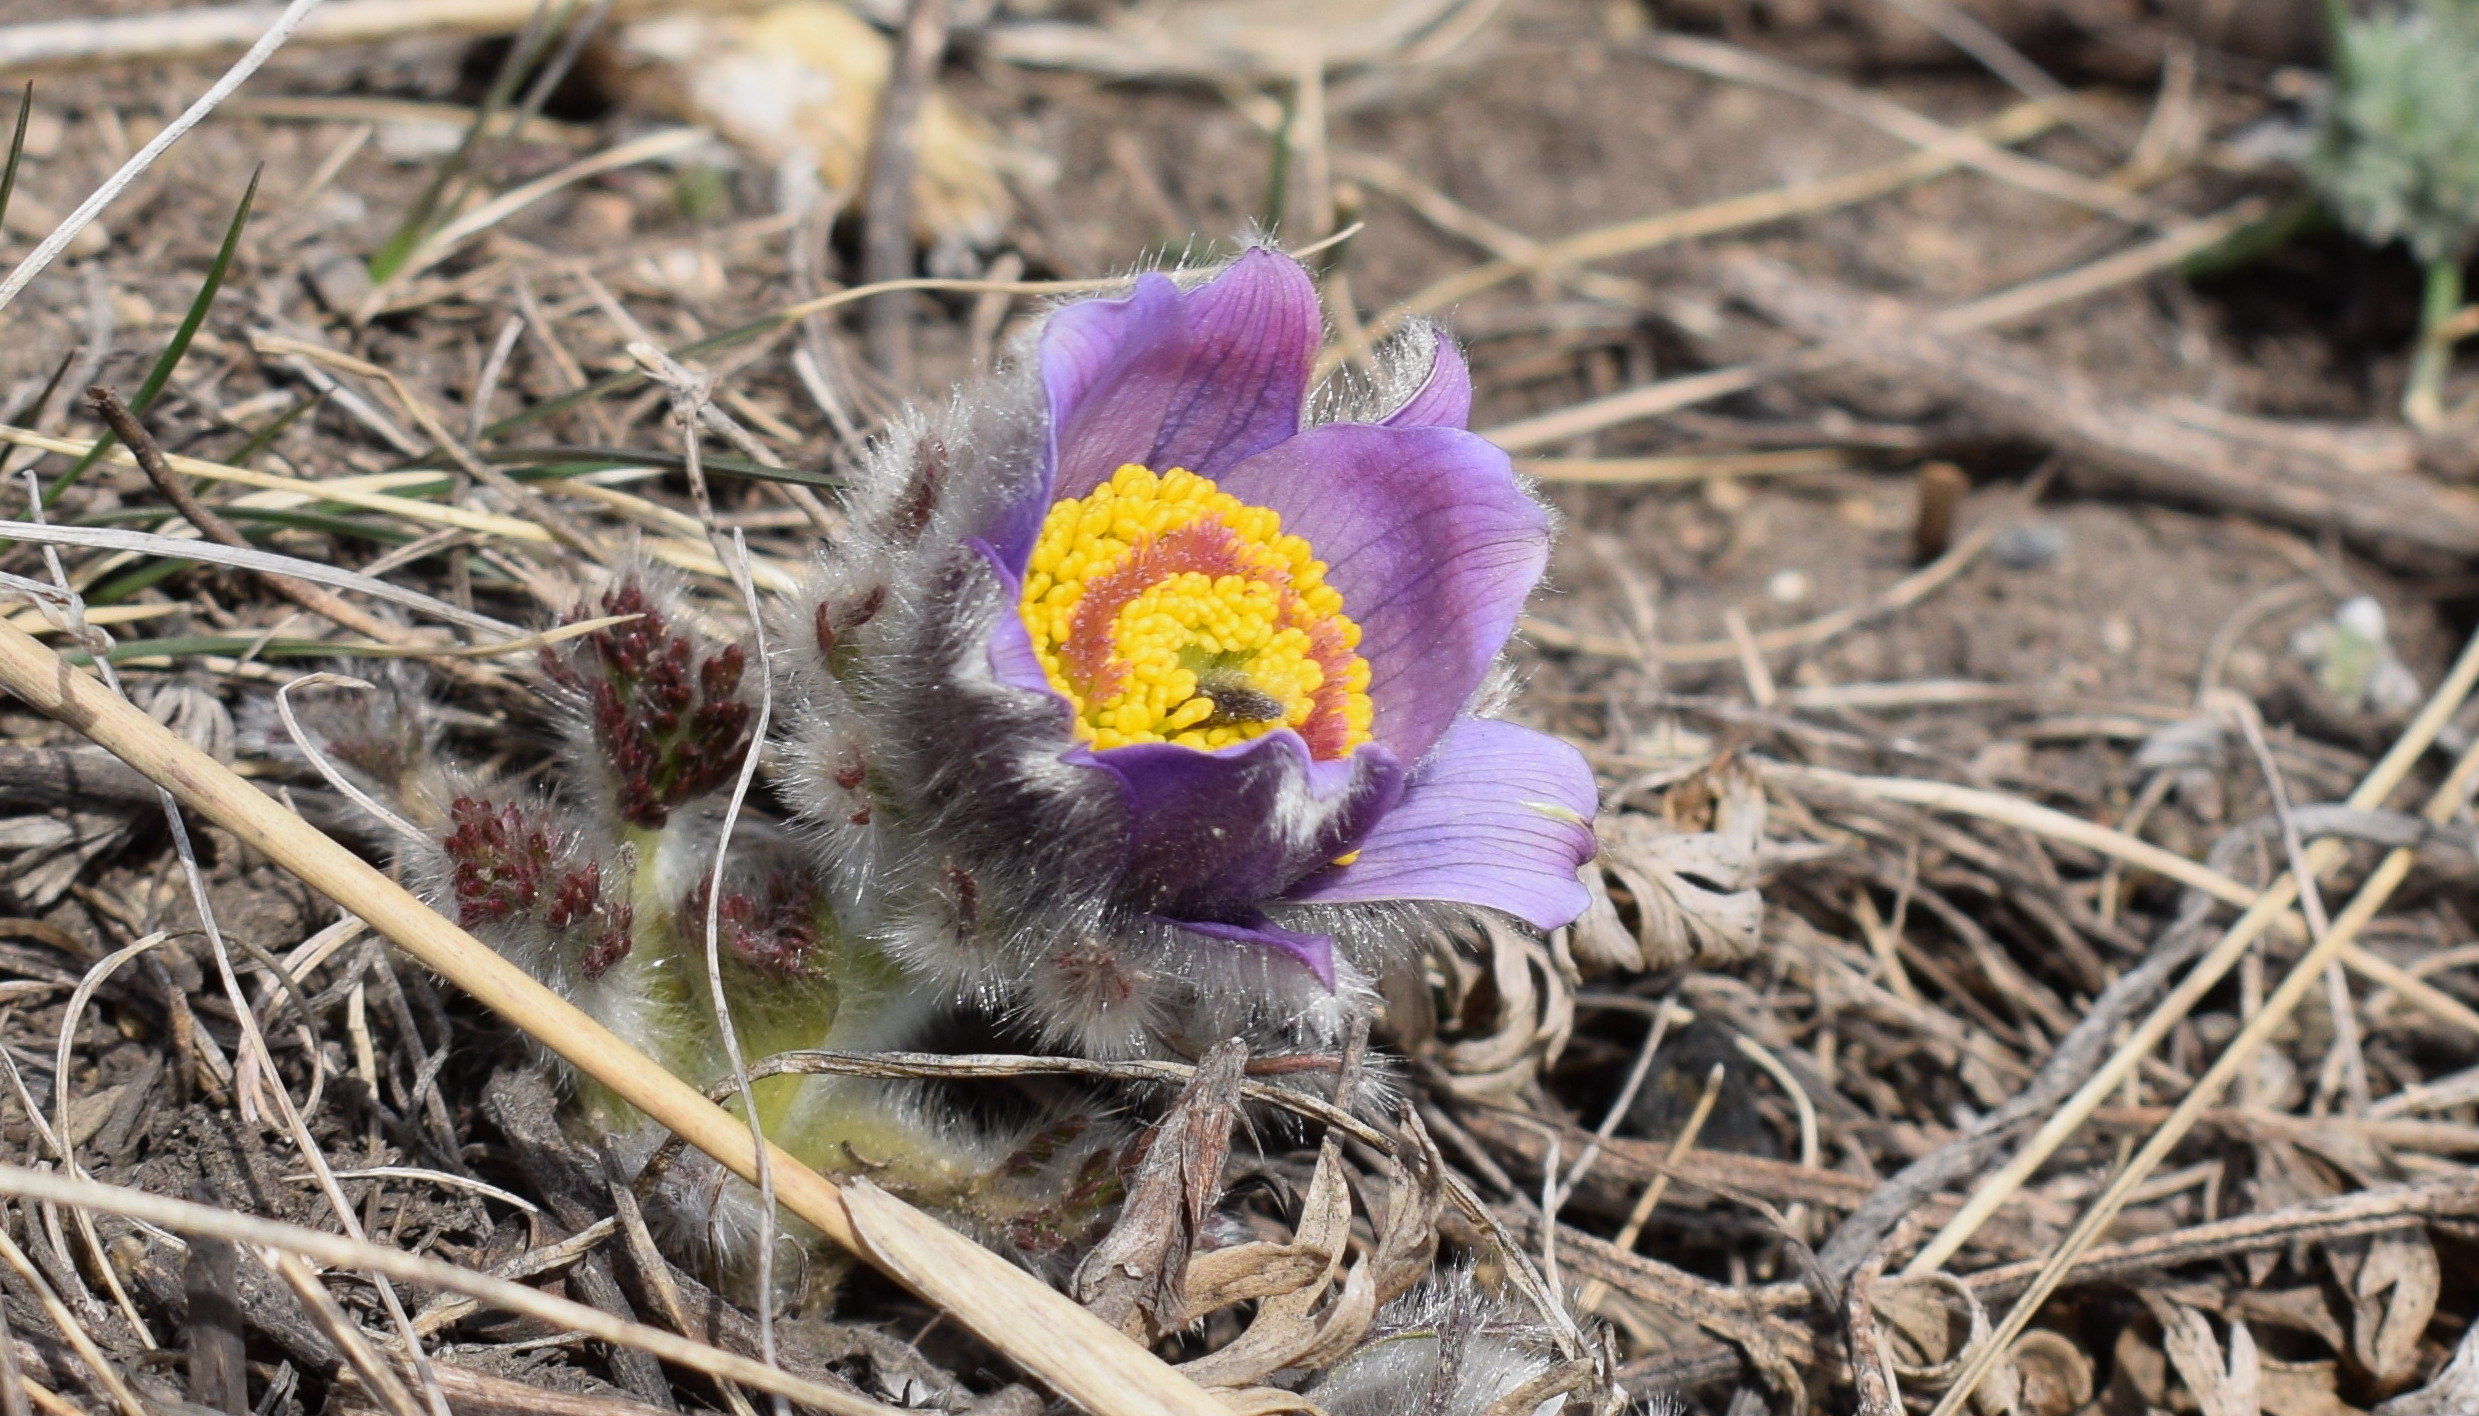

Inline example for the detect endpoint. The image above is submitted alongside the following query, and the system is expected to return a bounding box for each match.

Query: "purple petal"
[1146,250,1321,474]
[1040,250,1320,512]
[969,539,1058,696]
[1284,717,1595,930]
[1082,732,1403,924]
[1379,331,1472,430]
[1216,424,1549,764]
[1172,914,1336,988]
[985,273,1186,567]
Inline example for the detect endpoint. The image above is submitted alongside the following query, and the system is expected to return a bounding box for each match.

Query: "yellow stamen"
[1020,464,1374,757]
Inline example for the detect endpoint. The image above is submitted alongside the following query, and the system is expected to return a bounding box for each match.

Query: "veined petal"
[1040,250,1320,520]
[985,274,1182,568]
[1216,424,1548,764]
[1080,732,1403,924]
[1149,250,1321,475]
[1172,913,1338,988]
[1379,331,1473,430]
[1284,717,1595,930]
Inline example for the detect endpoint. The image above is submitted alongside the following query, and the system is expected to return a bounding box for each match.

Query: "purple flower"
[787,249,1595,1049]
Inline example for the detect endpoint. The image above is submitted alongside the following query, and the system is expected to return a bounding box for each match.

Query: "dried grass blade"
[271,1250,426,1416]
[1772,764,2255,905]
[0,1218,145,1416]
[0,1167,903,1416]
[378,125,708,293]
[0,425,552,540]
[1926,729,2479,1416]
[0,0,327,314]
[1903,620,2479,1280]
[0,521,516,634]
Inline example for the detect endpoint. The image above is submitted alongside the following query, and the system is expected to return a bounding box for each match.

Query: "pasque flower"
[304,248,1597,1297]
[787,247,1598,1055]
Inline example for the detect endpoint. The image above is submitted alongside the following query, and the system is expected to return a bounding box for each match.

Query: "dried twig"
[88,387,435,651]
[1633,33,2155,225]
[1574,1061,1724,1316]
[1525,515,2000,665]
[1902,621,2479,1278]
[1706,251,2479,561]
[1349,99,2062,352]
[0,1167,903,1416]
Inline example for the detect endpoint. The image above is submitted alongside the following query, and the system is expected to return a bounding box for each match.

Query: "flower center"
[1020,464,1374,758]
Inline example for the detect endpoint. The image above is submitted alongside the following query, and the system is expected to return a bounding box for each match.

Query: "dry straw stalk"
[0,616,1229,1416]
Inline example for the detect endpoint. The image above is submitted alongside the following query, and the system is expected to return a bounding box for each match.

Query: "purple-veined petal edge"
[1283,716,1596,930]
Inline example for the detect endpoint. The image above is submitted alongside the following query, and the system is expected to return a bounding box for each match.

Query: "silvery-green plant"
[2310,0,2479,426]
[311,248,1602,1315]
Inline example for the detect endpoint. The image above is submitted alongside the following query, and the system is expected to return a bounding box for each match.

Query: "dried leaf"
[1183,1243,1329,1313]
[1587,765,1765,970]
[1281,1260,1379,1376]
[1876,1279,1964,1377]
[1180,1139,1354,1387]
[1073,1038,1245,1340]
[2258,1359,2362,1416]
[1440,918,1545,1077]
[2008,1330,2093,1416]
[1435,922,1573,1101]
[0,816,74,851]
[2158,1301,2262,1416]
[2232,1288,2349,1357]
[1361,1108,1446,1308]
[2329,1229,2438,1390]
[2374,1319,2479,1416]
[1477,1360,1596,1416]
[2106,1324,2171,1412]
[2248,1140,2343,1287]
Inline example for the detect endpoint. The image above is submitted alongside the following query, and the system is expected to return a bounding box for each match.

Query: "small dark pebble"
[1992,521,2067,570]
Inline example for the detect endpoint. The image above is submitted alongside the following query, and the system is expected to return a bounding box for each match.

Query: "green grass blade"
[77,503,414,544]
[86,557,196,606]
[46,165,262,504]
[384,443,840,489]
[132,165,261,417]
[0,83,31,242]
[482,443,839,488]
[227,388,327,467]
[0,347,74,480]
[368,0,577,281]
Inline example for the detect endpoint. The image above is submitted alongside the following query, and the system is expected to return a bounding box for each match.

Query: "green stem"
[2404,256,2464,430]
